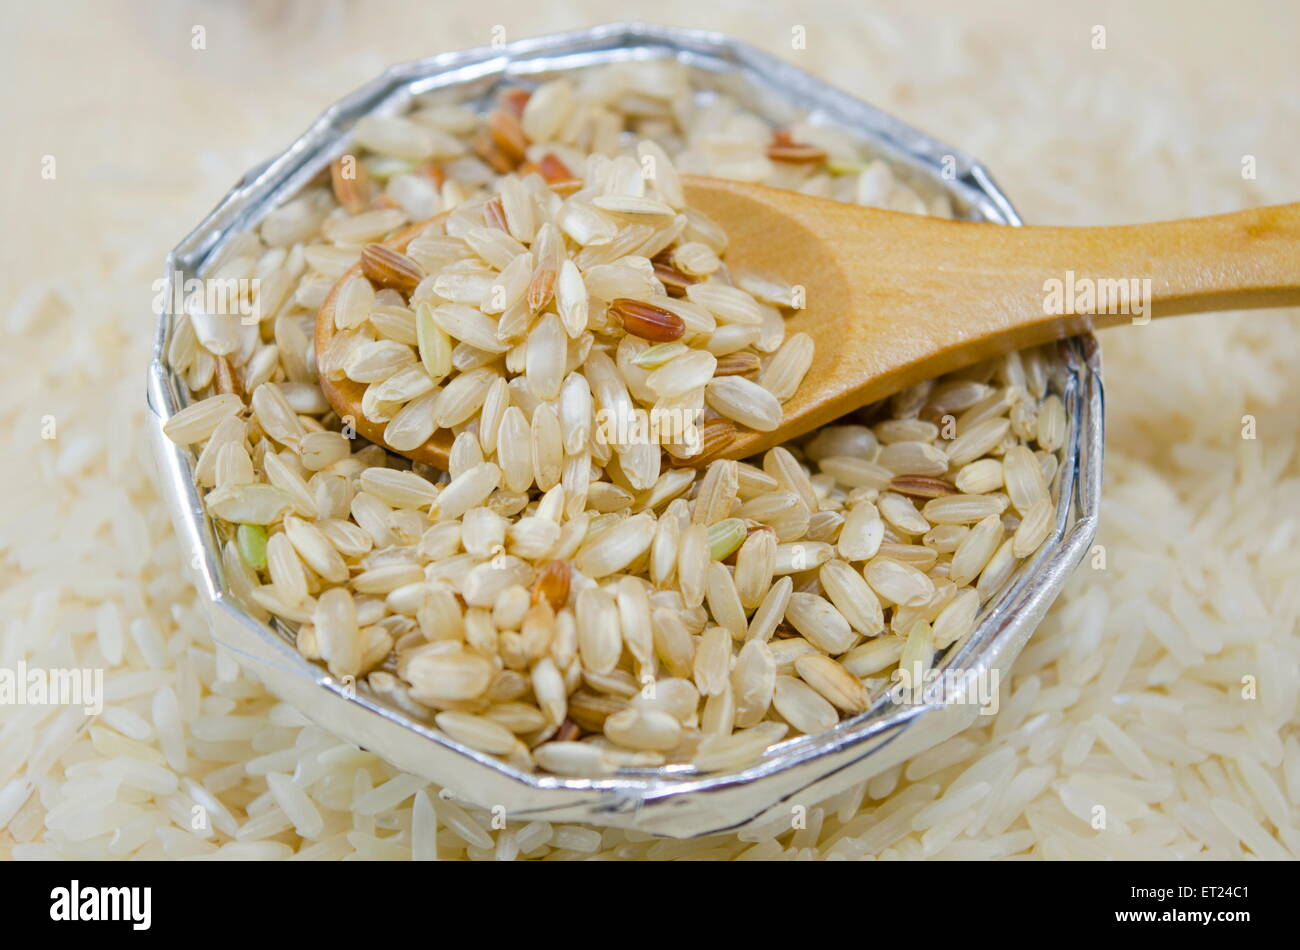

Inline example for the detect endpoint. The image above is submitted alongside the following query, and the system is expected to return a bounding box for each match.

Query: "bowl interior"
[149,24,1102,832]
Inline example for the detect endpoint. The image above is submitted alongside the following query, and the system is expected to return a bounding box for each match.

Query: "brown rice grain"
[795,654,869,713]
[785,592,857,655]
[949,514,1004,587]
[773,675,838,734]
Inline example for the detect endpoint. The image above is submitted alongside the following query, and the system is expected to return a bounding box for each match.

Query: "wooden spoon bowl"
[316,216,455,468]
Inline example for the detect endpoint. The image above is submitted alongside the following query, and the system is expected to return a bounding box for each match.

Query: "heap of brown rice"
[161,62,1061,776]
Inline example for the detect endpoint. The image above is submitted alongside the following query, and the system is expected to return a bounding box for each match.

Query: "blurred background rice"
[1,0,1297,858]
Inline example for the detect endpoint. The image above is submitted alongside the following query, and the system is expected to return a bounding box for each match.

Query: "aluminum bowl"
[146,23,1103,838]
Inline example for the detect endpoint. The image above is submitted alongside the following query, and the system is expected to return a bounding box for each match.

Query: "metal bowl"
[146,23,1103,838]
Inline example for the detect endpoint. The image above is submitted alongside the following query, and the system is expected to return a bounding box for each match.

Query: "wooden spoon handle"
[867,201,1300,366]
[954,201,1300,323]
[832,201,1300,344]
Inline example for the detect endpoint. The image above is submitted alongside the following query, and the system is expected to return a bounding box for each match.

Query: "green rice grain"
[707,518,747,561]
[237,524,268,572]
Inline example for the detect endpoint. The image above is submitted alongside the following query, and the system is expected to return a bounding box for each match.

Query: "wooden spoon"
[317,178,1300,468]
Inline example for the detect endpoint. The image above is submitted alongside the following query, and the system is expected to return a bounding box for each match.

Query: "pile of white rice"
[2,4,1296,859]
